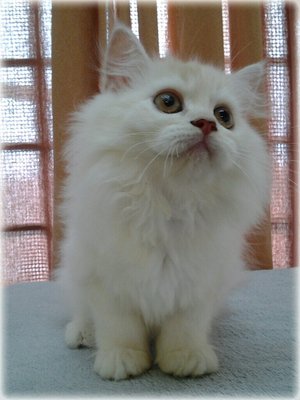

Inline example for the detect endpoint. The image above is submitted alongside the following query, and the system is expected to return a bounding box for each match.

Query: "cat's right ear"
[101,23,150,92]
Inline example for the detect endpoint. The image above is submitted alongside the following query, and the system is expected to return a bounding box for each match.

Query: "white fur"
[59,24,270,380]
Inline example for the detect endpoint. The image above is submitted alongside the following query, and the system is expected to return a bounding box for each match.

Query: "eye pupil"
[161,94,175,107]
[219,109,230,122]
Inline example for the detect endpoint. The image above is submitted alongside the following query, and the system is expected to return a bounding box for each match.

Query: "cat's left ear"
[232,61,266,118]
[101,23,150,92]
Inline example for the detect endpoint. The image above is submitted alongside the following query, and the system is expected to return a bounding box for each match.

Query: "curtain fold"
[52,4,99,265]
[137,3,159,56]
[168,3,224,65]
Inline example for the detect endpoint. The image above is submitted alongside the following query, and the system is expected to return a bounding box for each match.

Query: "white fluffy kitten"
[60,24,270,380]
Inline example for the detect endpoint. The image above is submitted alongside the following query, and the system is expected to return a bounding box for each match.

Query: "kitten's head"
[98,24,267,187]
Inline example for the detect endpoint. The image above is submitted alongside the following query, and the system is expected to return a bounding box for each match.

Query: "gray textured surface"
[3,269,298,397]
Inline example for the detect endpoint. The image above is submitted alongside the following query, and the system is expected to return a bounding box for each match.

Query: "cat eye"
[153,90,183,114]
[214,106,234,129]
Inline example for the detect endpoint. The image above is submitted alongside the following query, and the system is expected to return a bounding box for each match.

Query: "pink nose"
[190,119,217,136]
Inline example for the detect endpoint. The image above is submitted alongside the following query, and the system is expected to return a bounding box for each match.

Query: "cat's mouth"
[183,138,213,158]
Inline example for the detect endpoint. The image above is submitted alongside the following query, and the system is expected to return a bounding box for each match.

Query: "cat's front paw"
[157,344,219,377]
[65,320,95,349]
[94,347,151,380]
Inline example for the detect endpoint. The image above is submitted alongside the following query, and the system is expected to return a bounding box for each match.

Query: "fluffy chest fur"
[73,166,243,326]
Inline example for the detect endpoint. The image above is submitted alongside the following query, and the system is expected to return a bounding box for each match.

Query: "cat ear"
[232,61,266,118]
[101,23,150,92]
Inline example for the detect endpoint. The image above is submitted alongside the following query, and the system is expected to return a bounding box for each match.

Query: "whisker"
[125,132,158,137]
[137,150,166,182]
[230,41,254,68]
[235,149,269,168]
[163,145,174,178]
[236,148,299,190]
[232,159,260,195]
[121,139,160,162]
[133,145,155,160]
[170,145,178,168]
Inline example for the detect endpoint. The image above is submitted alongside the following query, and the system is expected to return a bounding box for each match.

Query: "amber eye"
[214,106,234,129]
[153,90,183,114]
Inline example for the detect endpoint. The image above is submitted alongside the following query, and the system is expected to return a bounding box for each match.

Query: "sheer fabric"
[1,1,53,283]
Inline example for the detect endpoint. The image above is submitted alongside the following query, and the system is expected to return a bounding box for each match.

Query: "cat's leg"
[60,236,96,349]
[89,283,151,380]
[63,281,95,349]
[156,305,219,377]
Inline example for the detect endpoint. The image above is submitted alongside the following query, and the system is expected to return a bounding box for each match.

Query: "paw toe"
[157,346,219,377]
[94,348,151,380]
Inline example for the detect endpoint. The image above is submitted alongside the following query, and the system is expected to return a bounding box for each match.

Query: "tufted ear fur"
[232,61,266,118]
[101,23,150,92]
